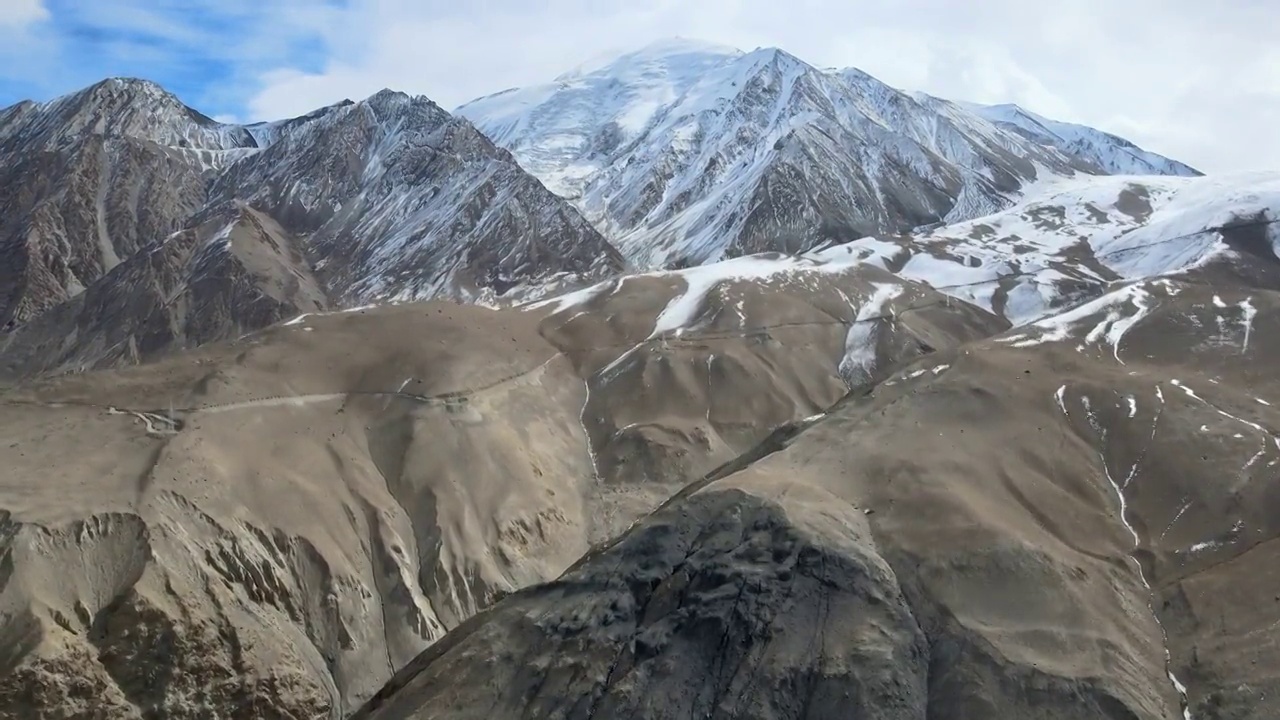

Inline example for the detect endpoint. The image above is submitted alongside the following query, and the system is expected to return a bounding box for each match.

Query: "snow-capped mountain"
[211,89,620,305]
[0,78,622,374]
[457,39,1197,268]
[4,71,1280,720]
[963,101,1201,177]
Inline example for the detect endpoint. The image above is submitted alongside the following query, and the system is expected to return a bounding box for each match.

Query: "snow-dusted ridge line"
[457,38,1204,270]
[524,170,1280,345]
[964,101,1201,178]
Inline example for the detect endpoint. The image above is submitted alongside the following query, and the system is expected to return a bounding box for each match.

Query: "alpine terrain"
[0,78,623,377]
[457,38,1199,269]
[0,37,1278,720]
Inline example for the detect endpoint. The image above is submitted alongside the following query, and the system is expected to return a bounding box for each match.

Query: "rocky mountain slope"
[0,256,997,718]
[964,100,1201,177]
[0,78,623,376]
[457,39,1198,269]
[1,170,1278,719]
[357,272,1280,720]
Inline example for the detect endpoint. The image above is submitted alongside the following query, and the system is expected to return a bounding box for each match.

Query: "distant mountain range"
[0,38,1199,378]
[0,79,621,375]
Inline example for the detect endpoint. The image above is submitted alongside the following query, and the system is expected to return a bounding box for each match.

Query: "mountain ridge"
[0,77,625,376]
[457,38,1197,271]
[961,99,1201,177]
[3,169,1279,717]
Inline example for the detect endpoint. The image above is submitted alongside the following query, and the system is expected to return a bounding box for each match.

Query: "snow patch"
[838,282,903,384]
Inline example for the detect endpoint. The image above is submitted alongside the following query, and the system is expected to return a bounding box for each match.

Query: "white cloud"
[0,0,48,28]
[8,0,1277,174]
[234,0,1280,173]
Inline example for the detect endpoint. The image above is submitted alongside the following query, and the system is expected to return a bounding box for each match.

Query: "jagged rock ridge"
[0,78,624,376]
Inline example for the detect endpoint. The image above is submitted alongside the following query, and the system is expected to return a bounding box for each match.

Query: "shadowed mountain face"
[0,79,624,376]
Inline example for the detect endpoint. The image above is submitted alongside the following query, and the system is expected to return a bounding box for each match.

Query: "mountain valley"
[0,37,1277,720]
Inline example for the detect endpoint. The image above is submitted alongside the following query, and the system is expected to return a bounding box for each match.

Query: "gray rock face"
[0,205,330,376]
[0,79,624,377]
[354,488,932,720]
[0,132,210,328]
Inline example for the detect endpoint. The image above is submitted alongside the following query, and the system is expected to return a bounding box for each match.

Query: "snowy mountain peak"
[0,75,255,153]
[554,37,744,82]
[460,39,1203,270]
[362,87,418,108]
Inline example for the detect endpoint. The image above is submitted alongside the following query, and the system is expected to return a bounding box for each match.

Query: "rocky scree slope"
[0,78,623,376]
[2,171,1280,718]
[457,38,1198,269]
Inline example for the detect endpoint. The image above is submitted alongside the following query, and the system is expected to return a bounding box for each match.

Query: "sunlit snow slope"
[525,172,1280,336]
[458,39,1195,270]
[963,101,1202,177]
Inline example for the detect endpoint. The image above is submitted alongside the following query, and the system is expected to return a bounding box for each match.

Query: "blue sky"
[0,0,343,121]
[1,0,1278,173]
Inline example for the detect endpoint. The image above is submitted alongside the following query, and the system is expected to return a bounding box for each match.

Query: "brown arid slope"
[2,72,1276,720]
[354,273,1280,720]
[0,303,596,717]
[0,260,1000,718]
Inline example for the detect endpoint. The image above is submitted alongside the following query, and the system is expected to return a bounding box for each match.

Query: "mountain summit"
[458,39,1198,269]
